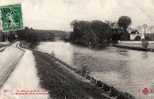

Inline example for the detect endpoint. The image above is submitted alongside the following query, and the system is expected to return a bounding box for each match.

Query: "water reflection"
[37,41,154,99]
[117,48,129,57]
[141,52,149,59]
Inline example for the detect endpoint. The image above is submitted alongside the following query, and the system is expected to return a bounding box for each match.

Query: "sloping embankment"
[33,50,135,99]
[33,50,109,99]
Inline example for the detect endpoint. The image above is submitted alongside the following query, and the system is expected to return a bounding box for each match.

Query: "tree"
[91,20,111,44]
[142,24,148,34]
[70,20,92,45]
[70,19,125,48]
[148,25,154,33]
[70,20,81,42]
[70,20,79,33]
[118,16,132,32]
[91,20,111,37]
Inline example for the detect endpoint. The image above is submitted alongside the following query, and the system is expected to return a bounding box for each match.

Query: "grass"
[33,50,109,99]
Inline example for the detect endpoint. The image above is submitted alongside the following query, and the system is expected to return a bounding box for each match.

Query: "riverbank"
[114,41,154,52]
[33,50,136,99]
[33,50,109,99]
[114,44,154,52]
[36,41,154,99]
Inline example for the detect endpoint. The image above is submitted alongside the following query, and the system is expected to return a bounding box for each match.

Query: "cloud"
[0,0,154,30]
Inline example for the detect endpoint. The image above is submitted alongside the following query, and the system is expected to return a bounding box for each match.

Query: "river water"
[37,41,154,99]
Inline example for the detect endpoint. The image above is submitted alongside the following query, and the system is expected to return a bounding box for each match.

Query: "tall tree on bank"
[117,16,132,40]
[70,20,92,45]
[118,16,132,32]
[91,20,111,43]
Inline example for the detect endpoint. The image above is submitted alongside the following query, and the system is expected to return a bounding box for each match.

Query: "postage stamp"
[0,4,23,32]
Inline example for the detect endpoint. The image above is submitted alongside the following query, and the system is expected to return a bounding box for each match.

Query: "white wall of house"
[130,34,142,40]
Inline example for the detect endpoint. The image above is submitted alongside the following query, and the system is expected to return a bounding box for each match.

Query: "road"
[0,42,25,89]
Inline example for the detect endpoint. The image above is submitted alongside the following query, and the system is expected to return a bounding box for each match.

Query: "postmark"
[0,4,23,32]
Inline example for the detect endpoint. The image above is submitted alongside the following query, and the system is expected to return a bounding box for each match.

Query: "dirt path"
[0,42,25,89]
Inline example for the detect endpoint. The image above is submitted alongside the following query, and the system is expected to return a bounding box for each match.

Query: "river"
[37,41,154,99]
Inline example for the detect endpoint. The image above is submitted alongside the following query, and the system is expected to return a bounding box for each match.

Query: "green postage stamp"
[0,4,23,32]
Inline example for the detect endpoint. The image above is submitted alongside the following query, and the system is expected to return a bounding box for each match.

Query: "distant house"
[130,33,142,41]
[130,30,144,41]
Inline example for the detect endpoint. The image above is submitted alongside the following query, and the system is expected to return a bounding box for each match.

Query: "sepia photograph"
[0,0,154,99]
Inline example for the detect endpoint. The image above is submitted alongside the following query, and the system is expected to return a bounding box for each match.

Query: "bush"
[78,65,90,77]
[141,39,149,48]
[70,20,112,49]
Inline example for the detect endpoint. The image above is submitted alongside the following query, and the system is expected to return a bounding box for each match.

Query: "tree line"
[69,16,132,49]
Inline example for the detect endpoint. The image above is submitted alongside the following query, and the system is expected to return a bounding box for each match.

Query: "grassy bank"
[33,50,109,99]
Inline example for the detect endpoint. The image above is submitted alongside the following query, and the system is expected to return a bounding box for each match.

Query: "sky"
[0,0,154,31]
